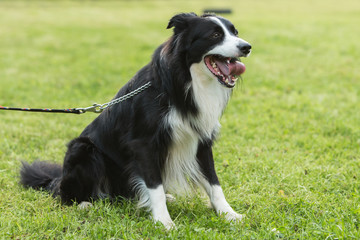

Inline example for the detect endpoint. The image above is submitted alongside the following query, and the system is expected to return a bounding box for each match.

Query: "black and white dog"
[20,13,251,229]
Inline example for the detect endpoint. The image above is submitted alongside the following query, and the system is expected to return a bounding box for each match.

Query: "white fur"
[207,17,251,58]
[190,62,232,137]
[162,107,205,194]
[78,201,93,210]
[148,185,174,230]
[130,177,151,209]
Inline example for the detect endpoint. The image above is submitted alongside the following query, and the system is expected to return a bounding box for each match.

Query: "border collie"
[20,12,251,229]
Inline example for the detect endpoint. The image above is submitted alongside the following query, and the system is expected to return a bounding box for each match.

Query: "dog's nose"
[238,43,252,55]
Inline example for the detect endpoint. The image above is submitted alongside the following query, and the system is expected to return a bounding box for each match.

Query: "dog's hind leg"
[78,201,93,210]
[197,141,244,222]
[59,137,106,205]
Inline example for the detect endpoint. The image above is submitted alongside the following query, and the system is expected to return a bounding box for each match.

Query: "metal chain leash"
[75,81,151,114]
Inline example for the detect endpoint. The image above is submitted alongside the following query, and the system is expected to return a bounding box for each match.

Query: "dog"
[20,12,251,229]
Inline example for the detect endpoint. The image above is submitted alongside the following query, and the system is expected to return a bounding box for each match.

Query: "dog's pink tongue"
[215,59,246,76]
[230,61,246,75]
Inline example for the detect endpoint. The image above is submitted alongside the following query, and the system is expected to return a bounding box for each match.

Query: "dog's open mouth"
[204,55,246,88]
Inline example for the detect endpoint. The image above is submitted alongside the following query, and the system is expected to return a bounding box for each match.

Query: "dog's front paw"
[153,217,176,230]
[162,219,176,230]
[222,211,245,223]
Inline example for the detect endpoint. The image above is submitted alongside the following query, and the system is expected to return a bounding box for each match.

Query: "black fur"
[20,161,62,192]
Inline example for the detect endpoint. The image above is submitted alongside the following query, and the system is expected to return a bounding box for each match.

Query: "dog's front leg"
[204,183,244,222]
[147,184,175,229]
[131,141,175,229]
[197,141,244,222]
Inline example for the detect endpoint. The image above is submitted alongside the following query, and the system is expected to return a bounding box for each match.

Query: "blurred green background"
[0,1,359,239]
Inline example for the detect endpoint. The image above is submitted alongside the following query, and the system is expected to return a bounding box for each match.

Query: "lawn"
[0,0,359,239]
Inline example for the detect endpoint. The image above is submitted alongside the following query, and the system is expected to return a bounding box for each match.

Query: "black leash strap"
[0,106,81,114]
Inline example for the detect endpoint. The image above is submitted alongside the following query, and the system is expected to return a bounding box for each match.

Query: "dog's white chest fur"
[162,63,231,194]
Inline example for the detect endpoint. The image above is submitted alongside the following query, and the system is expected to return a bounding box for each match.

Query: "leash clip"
[76,103,104,114]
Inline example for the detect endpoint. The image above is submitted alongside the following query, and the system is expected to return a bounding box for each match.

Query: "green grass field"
[1,0,359,239]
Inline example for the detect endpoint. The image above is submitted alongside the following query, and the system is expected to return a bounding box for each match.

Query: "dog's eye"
[211,32,222,39]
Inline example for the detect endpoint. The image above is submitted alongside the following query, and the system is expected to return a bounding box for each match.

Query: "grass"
[0,0,359,239]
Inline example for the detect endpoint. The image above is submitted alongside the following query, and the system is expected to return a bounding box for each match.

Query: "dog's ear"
[167,13,197,34]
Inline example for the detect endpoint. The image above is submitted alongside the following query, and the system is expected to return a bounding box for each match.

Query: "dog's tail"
[20,161,62,196]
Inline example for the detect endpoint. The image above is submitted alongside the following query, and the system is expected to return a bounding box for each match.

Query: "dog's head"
[166,13,251,88]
